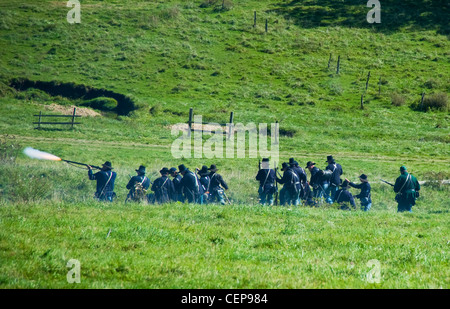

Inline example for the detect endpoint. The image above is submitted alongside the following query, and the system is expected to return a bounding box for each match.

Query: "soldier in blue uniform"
[306,161,329,204]
[126,165,151,202]
[179,164,204,204]
[208,164,229,205]
[346,174,372,211]
[289,158,307,205]
[255,158,276,206]
[325,155,343,203]
[169,167,184,202]
[197,165,211,204]
[88,161,117,202]
[151,167,175,204]
[276,162,301,206]
[334,180,356,210]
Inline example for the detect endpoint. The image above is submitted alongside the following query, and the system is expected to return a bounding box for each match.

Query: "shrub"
[149,104,162,115]
[200,0,218,8]
[84,97,117,111]
[422,93,448,112]
[423,78,440,89]
[391,93,406,106]
[159,6,180,20]
[215,0,233,11]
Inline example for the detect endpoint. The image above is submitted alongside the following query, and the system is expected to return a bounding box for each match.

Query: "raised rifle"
[380,179,395,187]
[274,162,279,206]
[63,160,101,170]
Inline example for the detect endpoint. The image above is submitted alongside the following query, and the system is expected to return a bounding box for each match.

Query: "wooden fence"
[33,107,81,129]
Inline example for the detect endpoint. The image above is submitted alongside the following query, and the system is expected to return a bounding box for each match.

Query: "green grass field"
[0,0,449,289]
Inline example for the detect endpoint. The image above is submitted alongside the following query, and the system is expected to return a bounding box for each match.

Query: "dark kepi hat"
[160,167,170,175]
[102,161,113,170]
[326,155,334,163]
[135,165,146,174]
[400,166,407,172]
[208,164,218,172]
[281,162,289,170]
[340,179,350,188]
[178,164,187,173]
[198,165,209,176]
[289,158,295,165]
[306,161,315,168]
[359,174,368,180]
[169,167,177,174]
[262,158,269,162]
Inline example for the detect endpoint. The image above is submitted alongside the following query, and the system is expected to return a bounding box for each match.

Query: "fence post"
[274,120,279,145]
[336,55,340,74]
[253,11,256,28]
[365,71,371,91]
[188,107,193,137]
[265,19,268,33]
[71,107,77,129]
[327,53,332,69]
[361,94,364,110]
[38,111,42,129]
[228,111,234,139]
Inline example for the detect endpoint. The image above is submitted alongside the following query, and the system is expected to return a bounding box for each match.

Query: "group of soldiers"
[87,155,421,213]
[255,156,420,212]
[87,162,229,205]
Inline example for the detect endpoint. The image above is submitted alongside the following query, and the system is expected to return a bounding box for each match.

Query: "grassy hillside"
[0,0,448,289]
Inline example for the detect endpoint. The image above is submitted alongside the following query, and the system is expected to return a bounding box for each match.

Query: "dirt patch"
[44,104,101,117]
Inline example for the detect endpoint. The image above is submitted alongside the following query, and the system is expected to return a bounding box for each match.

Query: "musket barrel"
[380,179,395,186]
[62,159,101,170]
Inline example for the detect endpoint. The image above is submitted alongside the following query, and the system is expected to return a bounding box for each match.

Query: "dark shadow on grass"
[10,78,137,115]
[269,0,449,35]
[34,127,73,131]
[427,210,449,214]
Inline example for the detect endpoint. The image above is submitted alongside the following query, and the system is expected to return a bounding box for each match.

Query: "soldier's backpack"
[130,176,148,202]
[320,169,333,182]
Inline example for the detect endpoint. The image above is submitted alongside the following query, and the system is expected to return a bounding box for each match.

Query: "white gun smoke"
[23,147,62,161]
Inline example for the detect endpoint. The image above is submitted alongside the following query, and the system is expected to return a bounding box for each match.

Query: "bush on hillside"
[200,0,218,8]
[422,93,448,112]
[411,92,448,112]
[423,78,440,89]
[159,6,180,20]
[83,97,117,112]
[391,93,406,106]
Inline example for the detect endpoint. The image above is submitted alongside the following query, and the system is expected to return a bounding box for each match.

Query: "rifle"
[223,190,231,205]
[380,179,395,187]
[274,162,279,206]
[259,159,261,171]
[63,160,101,170]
